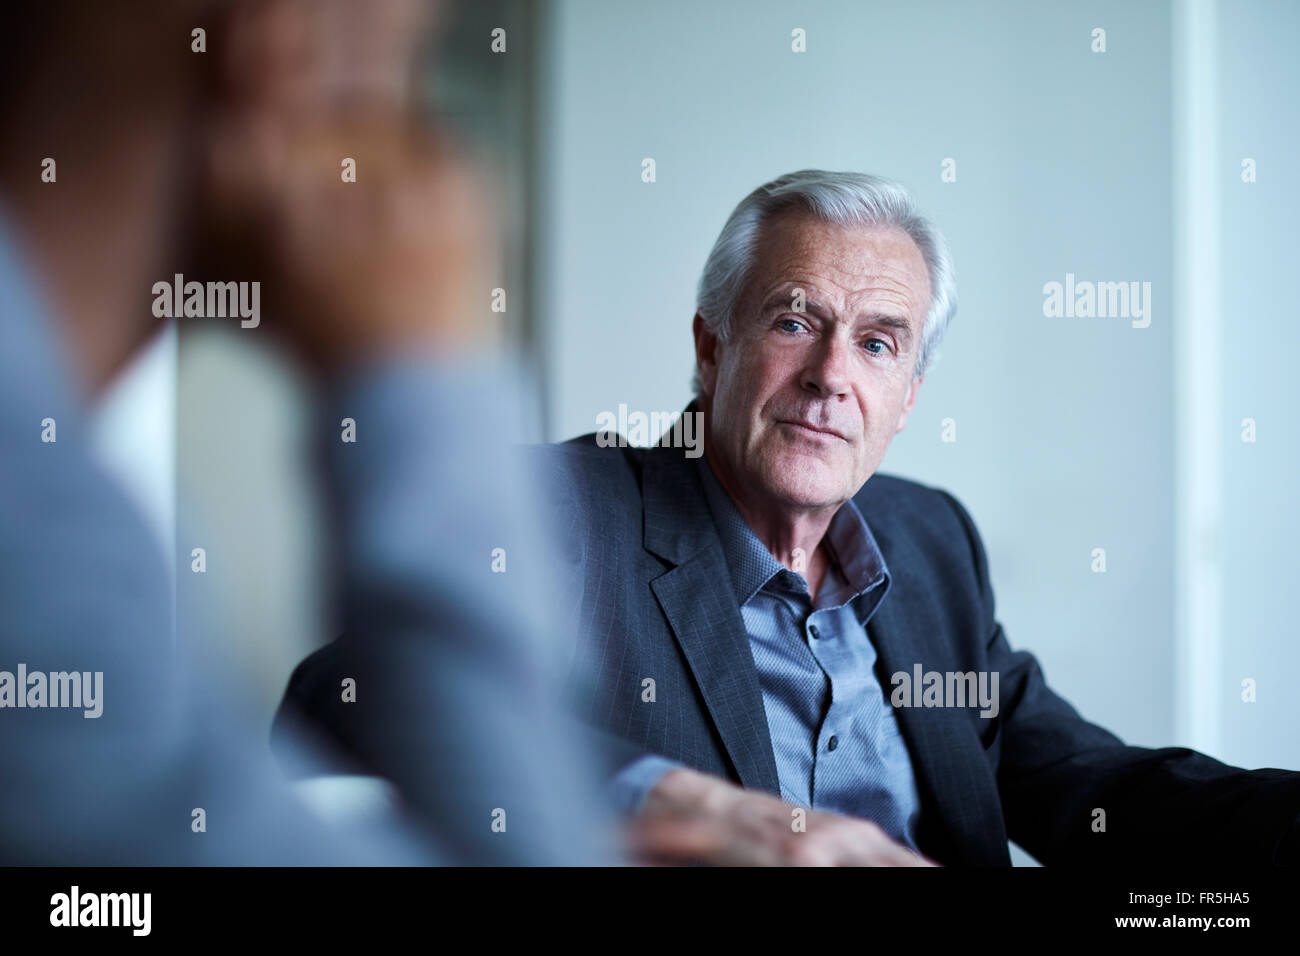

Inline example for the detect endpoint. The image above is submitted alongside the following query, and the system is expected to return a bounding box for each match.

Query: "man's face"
[696,209,931,514]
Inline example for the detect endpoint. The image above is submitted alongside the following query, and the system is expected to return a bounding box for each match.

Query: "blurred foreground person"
[0,0,611,865]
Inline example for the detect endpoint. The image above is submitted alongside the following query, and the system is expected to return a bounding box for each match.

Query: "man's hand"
[202,110,497,374]
[625,767,939,866]
[199,0,497,375]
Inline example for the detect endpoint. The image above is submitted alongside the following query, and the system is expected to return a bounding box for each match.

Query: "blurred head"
[692,171,956,516]
[0,0,443,393]
[0,1,197,393]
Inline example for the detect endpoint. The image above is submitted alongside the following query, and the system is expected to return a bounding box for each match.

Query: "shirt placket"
[805,603,860,807]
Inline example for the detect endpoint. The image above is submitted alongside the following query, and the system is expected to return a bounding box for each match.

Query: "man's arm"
[299,355,617,865]
[942,490,1300,866]
[0,223,436,866]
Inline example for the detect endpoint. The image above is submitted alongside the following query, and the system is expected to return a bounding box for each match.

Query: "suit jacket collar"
[641,401,716,566]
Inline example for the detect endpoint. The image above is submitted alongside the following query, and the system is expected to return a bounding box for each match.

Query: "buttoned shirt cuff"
[606,754,684,816]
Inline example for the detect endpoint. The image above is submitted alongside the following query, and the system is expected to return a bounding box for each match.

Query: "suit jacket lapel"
[642,439,781,795]
[866,562,1009,865]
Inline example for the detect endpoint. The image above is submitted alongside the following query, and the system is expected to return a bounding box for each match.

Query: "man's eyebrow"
[860,313,915,346]
[761,289,839,321]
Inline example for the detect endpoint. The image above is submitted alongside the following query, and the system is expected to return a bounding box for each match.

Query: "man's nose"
[802,331,852,398]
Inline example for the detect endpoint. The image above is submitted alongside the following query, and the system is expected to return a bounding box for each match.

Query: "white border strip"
[1172,0,1223,755]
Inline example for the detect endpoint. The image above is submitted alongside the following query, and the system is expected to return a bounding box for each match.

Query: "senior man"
[280,169,1300,866]
[546,169,1300,867]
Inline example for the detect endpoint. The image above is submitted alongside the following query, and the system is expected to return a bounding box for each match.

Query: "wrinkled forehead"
[747,207,932,321]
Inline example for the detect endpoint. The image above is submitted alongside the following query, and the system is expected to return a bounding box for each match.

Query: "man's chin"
[758,458,853,510]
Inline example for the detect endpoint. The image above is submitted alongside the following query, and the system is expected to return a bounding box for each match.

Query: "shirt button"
[809,625,820,640]
[828,735,839,751]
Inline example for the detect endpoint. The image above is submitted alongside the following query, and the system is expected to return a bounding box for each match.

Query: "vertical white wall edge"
[1172,0,1223,755]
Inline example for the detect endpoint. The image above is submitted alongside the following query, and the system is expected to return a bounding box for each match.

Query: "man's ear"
[693,313,721,396]
[894,373,925,435]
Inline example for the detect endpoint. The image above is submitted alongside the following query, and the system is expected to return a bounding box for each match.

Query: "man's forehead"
[750,210,931,318]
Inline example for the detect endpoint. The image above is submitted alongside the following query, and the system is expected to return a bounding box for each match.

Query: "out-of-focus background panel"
[1216,0,1300,772]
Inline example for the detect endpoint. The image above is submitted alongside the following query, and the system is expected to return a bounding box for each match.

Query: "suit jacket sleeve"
[941,490,1300,866]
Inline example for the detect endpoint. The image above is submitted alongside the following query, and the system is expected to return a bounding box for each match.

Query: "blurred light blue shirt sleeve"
[0,215,427,865]
[314,349,616,864]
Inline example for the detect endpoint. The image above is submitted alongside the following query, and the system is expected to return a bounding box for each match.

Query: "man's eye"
[863,338,889,355]
[777,318,805,333]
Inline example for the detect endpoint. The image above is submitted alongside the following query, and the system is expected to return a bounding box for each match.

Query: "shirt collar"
[694,453,890,616]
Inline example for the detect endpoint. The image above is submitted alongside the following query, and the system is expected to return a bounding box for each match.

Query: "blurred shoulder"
[524,433,650,531]
[529,432,646,487]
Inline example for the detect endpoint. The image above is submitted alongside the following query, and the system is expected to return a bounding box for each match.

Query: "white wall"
[90,323,176,570]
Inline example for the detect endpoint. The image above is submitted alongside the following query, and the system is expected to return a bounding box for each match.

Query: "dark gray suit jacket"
[533,408,1300,867]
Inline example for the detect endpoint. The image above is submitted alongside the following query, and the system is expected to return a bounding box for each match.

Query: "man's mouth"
[778,420,848,442]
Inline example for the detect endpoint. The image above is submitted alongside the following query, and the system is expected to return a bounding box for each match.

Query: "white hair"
[692,169,957,393]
